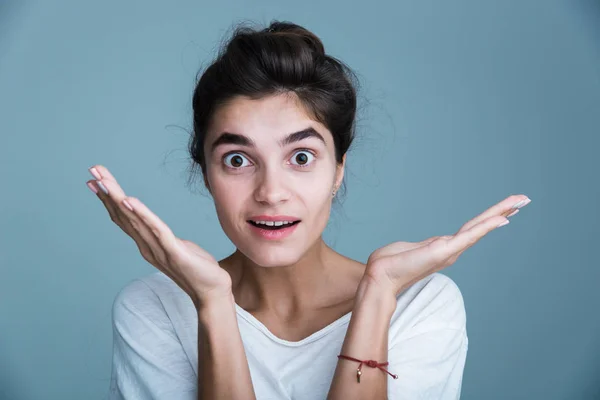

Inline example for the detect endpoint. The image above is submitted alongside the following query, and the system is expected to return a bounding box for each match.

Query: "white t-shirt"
[108,270,468,400]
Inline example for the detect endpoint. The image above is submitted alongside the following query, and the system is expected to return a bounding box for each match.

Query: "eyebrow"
[209,127,326,153]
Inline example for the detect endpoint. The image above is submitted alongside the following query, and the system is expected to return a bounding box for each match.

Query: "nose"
[253,167,290,205]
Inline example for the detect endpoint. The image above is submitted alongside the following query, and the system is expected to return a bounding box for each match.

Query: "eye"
[223,152,251,169]
[290,150,315,168]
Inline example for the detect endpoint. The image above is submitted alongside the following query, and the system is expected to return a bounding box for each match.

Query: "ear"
[334,153,346,190]
[203,174,212,195]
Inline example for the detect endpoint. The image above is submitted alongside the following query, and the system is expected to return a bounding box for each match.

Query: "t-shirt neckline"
[234,302,353,347]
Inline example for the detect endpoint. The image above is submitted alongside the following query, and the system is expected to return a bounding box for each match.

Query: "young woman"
[87,21,530,400]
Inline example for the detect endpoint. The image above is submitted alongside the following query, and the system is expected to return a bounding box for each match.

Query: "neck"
[221,239,360,319]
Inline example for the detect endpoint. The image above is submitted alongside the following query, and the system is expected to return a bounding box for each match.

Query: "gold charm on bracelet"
[357,369,362,383]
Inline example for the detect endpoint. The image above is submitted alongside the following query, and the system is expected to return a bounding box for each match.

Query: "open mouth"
[247,220,301,230]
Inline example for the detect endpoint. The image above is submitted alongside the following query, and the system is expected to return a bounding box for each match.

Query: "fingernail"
[507,209,520,218]
[123,199,133,211]
[497,220,510,228]
[89,167,102,180]
[97,180,109,195]
[87,181,98,194]
[511,198,531,209]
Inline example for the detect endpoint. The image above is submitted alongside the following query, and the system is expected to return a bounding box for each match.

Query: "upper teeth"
[252,220,295,226]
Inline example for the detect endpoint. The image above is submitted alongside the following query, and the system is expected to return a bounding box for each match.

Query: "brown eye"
[224,153,250,168]
[231,155,243,167]
[291,150,314,167]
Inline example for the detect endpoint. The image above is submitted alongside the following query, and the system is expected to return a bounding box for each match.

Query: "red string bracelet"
[338,354,399,383]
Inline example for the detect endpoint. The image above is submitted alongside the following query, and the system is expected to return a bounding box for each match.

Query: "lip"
[247,215,301,222]
[247,220,301,241]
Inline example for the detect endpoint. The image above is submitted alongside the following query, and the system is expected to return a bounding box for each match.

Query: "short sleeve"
[386,274,469,399]
[386,327,468,400]
[108,279,197,400]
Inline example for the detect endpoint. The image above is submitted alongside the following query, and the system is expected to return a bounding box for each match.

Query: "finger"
[390,235,451,253]
[87,178,122,225]
[444,215,508,259]
[94,178,131,228]
[88,165,180,269]
[458,194,530,234]
[371,242,427,260]
[87,172,160,260]
[89,164,122,189]
[121,197,178,261]
[88,165,127,200]
[87,166,169,265]
[402,231,478,272]
[103,188,172,265]
[87,165,123,214]
[373,235,451,259]
[88,165,127,217]
[119,203,167,265]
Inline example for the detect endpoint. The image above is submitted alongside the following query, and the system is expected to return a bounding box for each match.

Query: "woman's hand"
[86,165,233,309]
[363,194,532,297]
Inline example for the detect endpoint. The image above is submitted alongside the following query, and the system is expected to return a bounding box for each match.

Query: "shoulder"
[109,273,198,395]
[390,272,466,340]
[112,271,188,325]
[113,271,168,307]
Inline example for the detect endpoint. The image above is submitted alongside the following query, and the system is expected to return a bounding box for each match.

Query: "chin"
[239,242,304,268]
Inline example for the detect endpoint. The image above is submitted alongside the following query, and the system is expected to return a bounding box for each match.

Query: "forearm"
[197,293,256,400]
[327,279,397,400]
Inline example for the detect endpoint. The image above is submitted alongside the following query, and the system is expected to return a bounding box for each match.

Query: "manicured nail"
[123,199,133,211]
[87,181,98,194]
[497,220,510,228]
[507,209,519,218]
[89,167,102,180]
[511,198,531,209]
[97,180,109,195]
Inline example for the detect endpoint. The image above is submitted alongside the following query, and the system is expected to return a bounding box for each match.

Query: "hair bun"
[265,21,325,56]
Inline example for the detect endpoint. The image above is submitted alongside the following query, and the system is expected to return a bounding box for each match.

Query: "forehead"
[207,93,332,146]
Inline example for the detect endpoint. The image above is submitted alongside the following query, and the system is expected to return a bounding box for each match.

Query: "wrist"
[355,277,397,317]
[196,291,235,322]
[192,285,233,308]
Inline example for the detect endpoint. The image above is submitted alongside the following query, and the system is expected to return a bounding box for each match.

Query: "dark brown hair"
[187,20,361,203]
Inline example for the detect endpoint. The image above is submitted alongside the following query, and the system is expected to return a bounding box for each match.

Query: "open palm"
[86,165,233,308]
[363,195,531,297]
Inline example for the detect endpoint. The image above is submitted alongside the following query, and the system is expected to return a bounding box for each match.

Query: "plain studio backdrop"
[1,0,598,399]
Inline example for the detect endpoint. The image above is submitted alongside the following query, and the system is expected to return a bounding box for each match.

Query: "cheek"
[298,178,334,231]
[208,167,242,197]
[212,189,247,241]
[212,181,246,212]
[301,174,333,202]
[208,174,246,218]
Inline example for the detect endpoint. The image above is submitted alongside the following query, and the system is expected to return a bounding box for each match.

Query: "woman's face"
[203,92,345,267]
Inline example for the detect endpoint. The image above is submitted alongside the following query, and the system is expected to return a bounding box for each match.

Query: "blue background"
[1,0,598,399]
